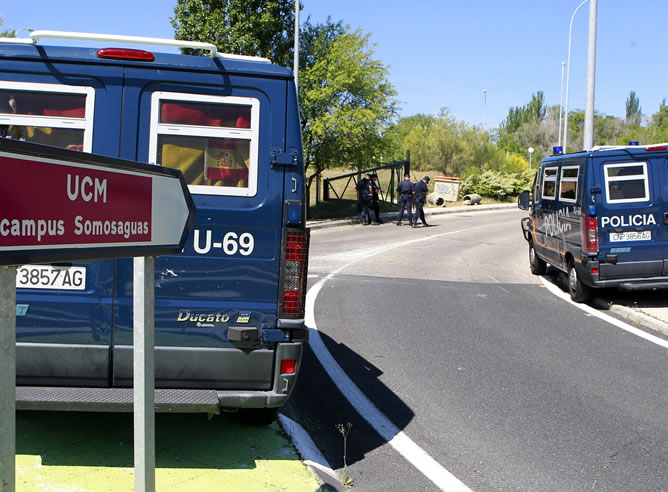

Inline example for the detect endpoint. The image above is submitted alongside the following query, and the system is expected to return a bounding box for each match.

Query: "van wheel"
[240,407,278,426]
[529,242,547,275]
[568,263,591,303]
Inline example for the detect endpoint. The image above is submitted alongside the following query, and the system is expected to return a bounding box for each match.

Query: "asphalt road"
[286,209,668,491]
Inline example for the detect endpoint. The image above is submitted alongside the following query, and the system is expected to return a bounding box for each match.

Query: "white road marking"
[487,274,510,294]
[539,276,668,349]
[306,228,479,491]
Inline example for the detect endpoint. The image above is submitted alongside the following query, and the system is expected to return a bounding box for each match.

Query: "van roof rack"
[591,143,668,151]
[0,29,271,63]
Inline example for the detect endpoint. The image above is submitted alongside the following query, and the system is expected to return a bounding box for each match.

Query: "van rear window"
[604,162,649,203]
[150,92,259,197]
[0,82,94,151]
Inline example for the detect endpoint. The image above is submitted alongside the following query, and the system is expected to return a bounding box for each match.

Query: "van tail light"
[645,145,668,151]
[97,48,155,62]
[280,359,296,374]
[581,216,599,254]
[279,229,310,318]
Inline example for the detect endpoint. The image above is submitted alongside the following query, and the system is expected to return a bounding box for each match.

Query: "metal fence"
[323,159,409,205]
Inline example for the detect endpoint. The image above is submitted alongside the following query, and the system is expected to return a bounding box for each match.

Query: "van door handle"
[291,177,297,193]
[664,212,668,225]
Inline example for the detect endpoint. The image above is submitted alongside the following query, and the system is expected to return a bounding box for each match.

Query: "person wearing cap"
[412,176,430,227]
[356,174,373,225]
[396,172,414,226]
[369,173,383,224]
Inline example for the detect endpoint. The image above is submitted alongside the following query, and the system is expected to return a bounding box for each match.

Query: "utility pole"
[582,0,597,150]
[293,0,299,91]
[558,61,565,147]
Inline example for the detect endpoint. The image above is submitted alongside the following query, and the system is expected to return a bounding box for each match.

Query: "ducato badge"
[177,310,230,323]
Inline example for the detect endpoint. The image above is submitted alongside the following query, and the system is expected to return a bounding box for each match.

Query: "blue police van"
[519,143,668,303]
[1,31,309,424]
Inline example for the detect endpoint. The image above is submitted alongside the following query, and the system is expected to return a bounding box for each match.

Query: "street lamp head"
[528,147,534,154]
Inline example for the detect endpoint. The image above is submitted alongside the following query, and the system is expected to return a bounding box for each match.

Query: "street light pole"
[558,61,566,147]
[482,89,487,132]
[582,0,597,150]
[293,0,299,92]
[563,0,590,154]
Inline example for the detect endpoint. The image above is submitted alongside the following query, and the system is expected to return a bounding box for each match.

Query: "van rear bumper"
[582,262,668,291]
[16,342,303,413]
[591,278,668,291]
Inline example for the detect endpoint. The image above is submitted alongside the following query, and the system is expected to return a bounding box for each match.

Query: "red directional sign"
[0,139,195,265]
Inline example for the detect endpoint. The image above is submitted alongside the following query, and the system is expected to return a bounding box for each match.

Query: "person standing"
[356,174,373,225]
[396,173,414,226]
[412,175,430,227]
[369,173,383,224]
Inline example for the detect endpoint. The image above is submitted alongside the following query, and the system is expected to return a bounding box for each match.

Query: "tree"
[650,99,668,142]
[625,90,642,126]
[498,91,547,153]
[0,14,16,37]
[170,0,298,66]
[298,20,397,198]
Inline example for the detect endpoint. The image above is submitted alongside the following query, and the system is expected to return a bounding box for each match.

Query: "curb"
[307,203,516,230]
[608,305,668,337]
[278,414,343,491]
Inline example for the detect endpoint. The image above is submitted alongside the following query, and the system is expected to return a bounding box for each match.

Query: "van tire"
[529,242,547,275]
[240,407,278,426]
[568,263,591,303]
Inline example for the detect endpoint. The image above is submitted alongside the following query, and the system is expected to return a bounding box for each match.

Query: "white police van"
[519,143,668,303]
[1,31,309,424]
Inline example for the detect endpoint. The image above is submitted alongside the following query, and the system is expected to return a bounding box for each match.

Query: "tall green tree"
[298,20,397,195]
[170,0,298,66]
[498,91,547,153]
[625,90,642,126]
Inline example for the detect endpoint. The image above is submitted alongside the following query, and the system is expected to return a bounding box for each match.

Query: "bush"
[460,169,534,198]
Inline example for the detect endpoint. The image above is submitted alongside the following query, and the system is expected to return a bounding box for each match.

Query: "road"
[285,208,668,491]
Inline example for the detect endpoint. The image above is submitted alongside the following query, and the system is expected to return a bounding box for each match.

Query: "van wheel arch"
[529,240,546,275]
[567,259,591,303]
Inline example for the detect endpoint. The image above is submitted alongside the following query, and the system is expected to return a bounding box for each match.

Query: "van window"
[149,92,259,197]
[0,81,94,151]
[604,162,649,203]
[559,166,579,202]
[542,166,558,200]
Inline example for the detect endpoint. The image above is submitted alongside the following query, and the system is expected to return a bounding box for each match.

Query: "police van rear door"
[0,48,123,386]
[596,152,665,279]
[110,62,288,390]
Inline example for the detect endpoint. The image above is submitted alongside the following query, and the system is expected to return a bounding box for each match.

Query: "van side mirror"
[518,190,531,210]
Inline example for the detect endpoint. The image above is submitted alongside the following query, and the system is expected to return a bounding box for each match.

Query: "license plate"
[609,231,652,242]
[16,265,86,290]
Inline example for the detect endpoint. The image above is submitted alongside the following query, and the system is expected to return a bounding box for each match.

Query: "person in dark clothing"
[357,175,372,225]
[412,175,430,227]
[396,173,414,226]
[369,173,383,224]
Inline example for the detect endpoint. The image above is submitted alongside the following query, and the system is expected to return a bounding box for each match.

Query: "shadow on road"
[283,330,415,471]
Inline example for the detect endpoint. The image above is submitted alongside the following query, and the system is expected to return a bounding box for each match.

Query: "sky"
[1,1,667,130]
